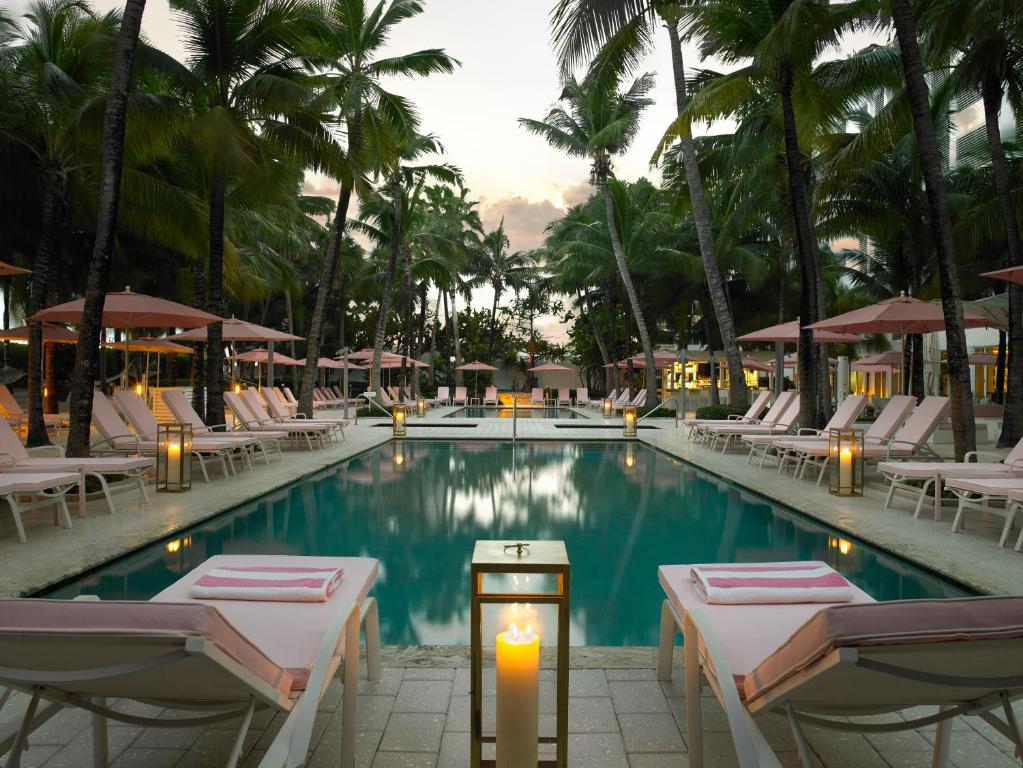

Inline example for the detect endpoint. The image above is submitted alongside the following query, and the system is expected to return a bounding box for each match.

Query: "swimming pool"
[445,406,589,419]
[45,441,969,645]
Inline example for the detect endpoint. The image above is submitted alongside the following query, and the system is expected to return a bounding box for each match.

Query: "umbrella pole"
[343,348,349,419]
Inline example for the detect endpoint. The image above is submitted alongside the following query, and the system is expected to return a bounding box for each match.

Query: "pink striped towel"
[190,566,344,602]
[690,561,854,605]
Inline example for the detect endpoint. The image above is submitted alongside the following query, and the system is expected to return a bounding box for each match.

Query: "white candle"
[167,439,181,485]
[839,447,853,490]
[496,619,539,768]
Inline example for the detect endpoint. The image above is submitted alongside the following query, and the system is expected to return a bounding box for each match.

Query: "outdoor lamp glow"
[828,428,863,497]
[417,397,427,417]
[602,397,613,418]
[157,422,192,492]
[623,405,638,437]
[392,404,408,437]
[135,382,143,397]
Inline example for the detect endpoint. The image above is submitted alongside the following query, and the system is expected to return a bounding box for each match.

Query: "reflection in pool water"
[46,442,969,645]
[445,406,588,419]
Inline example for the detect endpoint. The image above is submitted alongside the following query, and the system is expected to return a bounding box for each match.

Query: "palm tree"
[169,0,333,426]
[472,221,536,358]
[521,68,660,408]
[888,0,976,459]
[552,0,749,409]
[63,0,148,456]
[297,0,456,416]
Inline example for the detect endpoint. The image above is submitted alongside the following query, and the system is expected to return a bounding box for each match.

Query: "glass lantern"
[471,540,570,768]
[416,397,427,417]
[602,397,613,418]
[623,405,638,437]
[157,423,192,492]
[392,404,408,436]
[828,428,863,496]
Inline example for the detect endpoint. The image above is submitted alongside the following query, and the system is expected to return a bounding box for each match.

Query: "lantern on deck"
[623,405,638,437]
[828,428,863,496]
[157,423,192,492]
[602,398,613,419]
[471,540,570,767]
[392,404,408,436]
[417,397,427,417]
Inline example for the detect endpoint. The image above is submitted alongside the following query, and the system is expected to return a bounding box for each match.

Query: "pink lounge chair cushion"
[943,477,1023,495]
[8,457,154,472]
[878,461,1018,479]
[0,471,82,492]
[154,555,378,689]
[743,596,1023,704]
[658,565,874,687]
[0,599,292,696]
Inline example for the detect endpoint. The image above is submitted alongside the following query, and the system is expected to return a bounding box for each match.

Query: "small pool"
[45,442,970,645]
[446,406,589,419]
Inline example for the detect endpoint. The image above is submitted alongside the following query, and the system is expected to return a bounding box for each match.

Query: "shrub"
[693,404,747,420]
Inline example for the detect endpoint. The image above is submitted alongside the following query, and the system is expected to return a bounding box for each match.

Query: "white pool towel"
[191,565,344,602]
[691,561,854,605]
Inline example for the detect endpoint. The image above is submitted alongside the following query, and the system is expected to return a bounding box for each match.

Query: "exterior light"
[623,405,638,438]
[828,428,863,497]
[234,382,241,394]
[157,423,192,493]
[135,382,143,397]
[392,404,408,437]
[417,397,427,417]
[602,398,613,418]
[393,442,405,466]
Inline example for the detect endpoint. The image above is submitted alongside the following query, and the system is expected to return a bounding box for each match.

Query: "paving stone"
[134,725,203,750]
[606,669,658,681]
[863,727,932,753]
[173,728,262,768]
[0,743,61,768]
[27,708,91,746]
[806,730,887,768]
[358,695,396,731]
[239,748,267,768]
[658,676,686,700]
[570,669,610,697]
[436,731,468,768]
[568,697,618,733]
[378,713,445,753]
[371,753,437,768]
[610,681,670,714]
[618,714,684,753]
[307,728,381,768]
[568,732,629,768]
[393,680,453,714]
[403,668,455,681]
[360,668,404,697]
[317,678,345,712]
[930,730,1023,768]
[445,696,469,732]
[452,668,471,695]
[42,725,142,767]
[627,755,691,768]
[110,747,185,768]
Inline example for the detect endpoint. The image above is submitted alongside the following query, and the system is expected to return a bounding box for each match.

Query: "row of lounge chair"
[584,388,647,411]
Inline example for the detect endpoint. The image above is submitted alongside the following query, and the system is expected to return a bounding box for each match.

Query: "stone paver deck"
[2,649,1020,768]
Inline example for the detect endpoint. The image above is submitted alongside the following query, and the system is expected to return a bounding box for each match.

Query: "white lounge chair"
[229,391,332,451]
[452,386,468,406]
[575,387,588,406]
[0,471,81,543]
[530,387,545,406]
[557,388,571,406]
[430,386,450,406]
[0,554,381,768]
[683,390,771,436]
[943,476,1023,547]
[260,389,346,439]
[162,390,286,461]
[0,384,68,436]
[691,392,792,446]
[773,396,949,486]
[613,389,646,411]
[743,394,867,468]
[483,386,498,406]
[702,394,800,453]
[880,434,1023,520]
[589,388,617,409]
[656,563,1023,768]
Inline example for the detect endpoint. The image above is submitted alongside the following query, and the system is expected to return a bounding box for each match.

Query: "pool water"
[45,442,969,645]
[445,406,588,419]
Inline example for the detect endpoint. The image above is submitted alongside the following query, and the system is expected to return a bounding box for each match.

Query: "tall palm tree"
[297,0,456,416]
[472,221,535,358]
[521,68,660,408]
[169,0,333,426]
[889,0,976,459]
[552,0,749,409]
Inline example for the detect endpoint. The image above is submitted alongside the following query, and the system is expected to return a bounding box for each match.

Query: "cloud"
[559,181,595,209]
[479,195,565,251]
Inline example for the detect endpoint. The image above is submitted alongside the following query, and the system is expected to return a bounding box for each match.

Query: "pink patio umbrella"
[234,348,301,388]
[456,360,498,398]
[318,357,364,369]
[742,357,772,373]
[737,319,861,344]
[0,261,31,276]
[527,362,573,394]
[0,324,78,344]
[805,295,988,336]
[105,337,192,391]
[167,316,303,343]
[981,265,1023,286]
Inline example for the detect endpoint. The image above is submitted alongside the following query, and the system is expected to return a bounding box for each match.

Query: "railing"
[352,393,392,424]
[636,395,682,427]
[512,398,517,442]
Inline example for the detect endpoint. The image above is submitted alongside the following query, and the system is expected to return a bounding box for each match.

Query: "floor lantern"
[157,423,192,492]
[602,398,613,419]
[392,404,408,436]
[417,397,428,417]
[828,428,863,496]
[623,405,638,437]
[471,540,570,767]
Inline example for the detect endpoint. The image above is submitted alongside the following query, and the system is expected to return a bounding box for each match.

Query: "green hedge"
[693,404,748,420]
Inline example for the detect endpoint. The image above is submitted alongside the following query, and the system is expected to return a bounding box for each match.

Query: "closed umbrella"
[456,361,498,398]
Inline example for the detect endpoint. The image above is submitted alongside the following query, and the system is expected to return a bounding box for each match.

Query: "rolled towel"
[691,561,854,605]
[191,565,344,602]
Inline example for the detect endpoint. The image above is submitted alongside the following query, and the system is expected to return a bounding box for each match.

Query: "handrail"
[512,398,517,442]
[353,393,391,424]
[637,395,680,426]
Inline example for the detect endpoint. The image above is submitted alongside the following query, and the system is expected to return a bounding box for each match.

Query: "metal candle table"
[470,540,570,767]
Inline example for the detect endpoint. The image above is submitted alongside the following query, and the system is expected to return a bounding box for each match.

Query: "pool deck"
[1,646,1020,768]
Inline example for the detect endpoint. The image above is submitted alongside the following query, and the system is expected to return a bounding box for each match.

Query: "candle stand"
[828,427,863,496]
[471,540,570,767]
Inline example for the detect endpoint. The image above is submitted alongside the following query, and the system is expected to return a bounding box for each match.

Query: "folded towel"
[191,566,344,602]
[691,561,854,605]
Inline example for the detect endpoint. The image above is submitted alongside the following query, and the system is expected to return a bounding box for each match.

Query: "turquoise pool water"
[45,442,969,645]
[445,406,588,419]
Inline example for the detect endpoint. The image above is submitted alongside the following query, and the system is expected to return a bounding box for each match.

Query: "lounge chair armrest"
[885,439,920,459]
[92,433,143,454]
[796,428,822,436]
[73,594,100,601]
[966,450,1002,464]
[0,450,21,465]
[25,444,66,458]
[726,414,743,421]
[1008,457,1023,472]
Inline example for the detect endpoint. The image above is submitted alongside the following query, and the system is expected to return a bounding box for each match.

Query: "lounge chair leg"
[913,479,934,519]
[999,502,1019,548]
[657,600,676,681]
[7,687,42,768]
[1015,523,1023,552]
[884,478,897,509]
[932,706,953,768]
[1000,692,1023,756]
[225,698,255,768]
[195,453,210,483]
[96,474,116,515]
[951,498,967,533]
[341,610,360,768]
[682,614,703,768]
[136,470,150,505]
[786,702,814,768]
[91,698,109,768]
[362,597,381,681]
[815,457,829,487]
[7,495,27,543]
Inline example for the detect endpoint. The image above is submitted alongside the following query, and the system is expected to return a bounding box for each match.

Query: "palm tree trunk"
[299,185,353,416]
[400,244,414,400]
[581,292,612,391]
[284,289,298,389]
[27,181,62,447]
[191,267,206,420]
[981,76,1023,447]
[487,282,501,359]
[371,177,402,399]
[890,0,976,459]
[429,287,440,386]
[665,19,747,409]
[779,60,823,430]
[600,179,656,407]
[64,0,146,458]
[450,289,463,385]
[205,167,227,427]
